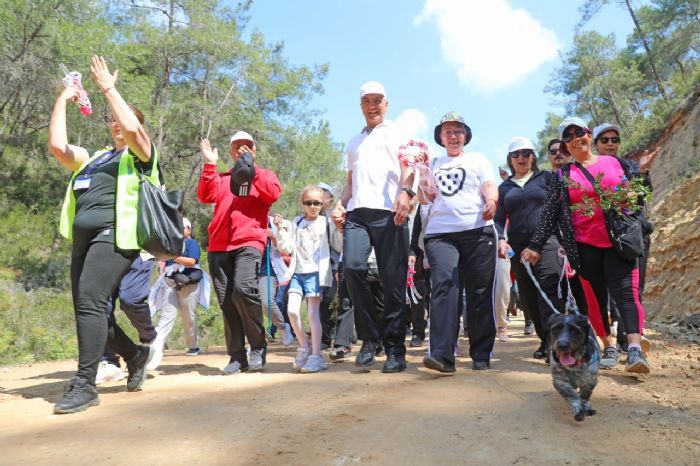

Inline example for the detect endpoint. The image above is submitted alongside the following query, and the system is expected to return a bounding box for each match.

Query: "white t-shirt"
[425,152,495,235]
[295,216,327,274]
[346,121,405,212]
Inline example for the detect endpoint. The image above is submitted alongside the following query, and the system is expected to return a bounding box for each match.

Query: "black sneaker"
[54,377,99,414]
[355,341,379,367]
[423,355,456,373]
[382,354,407,373]
[126,345,151,392]
[472,360,491,370]
[410,335,424,347]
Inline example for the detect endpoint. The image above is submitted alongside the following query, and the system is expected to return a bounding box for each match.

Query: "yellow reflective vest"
[59,146,160,251]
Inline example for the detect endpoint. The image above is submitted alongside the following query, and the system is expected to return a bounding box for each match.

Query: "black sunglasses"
[303,200,324,207]
[598,136,620,144]
[510,150,532,159]
[562,127,588,143]
[548,148,559,155]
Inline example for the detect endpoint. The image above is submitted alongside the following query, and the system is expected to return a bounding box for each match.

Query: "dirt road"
[2,317,699,466]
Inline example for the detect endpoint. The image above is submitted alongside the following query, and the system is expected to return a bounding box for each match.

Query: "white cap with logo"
[508,136,537,156]
[360,80,386,99]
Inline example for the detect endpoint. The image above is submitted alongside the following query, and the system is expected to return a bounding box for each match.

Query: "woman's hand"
[90,55,118,93]
[332,201,347,231]
[272,214,285,231]
[498,239,511,259]
[201,139,218,165]
[520,248,540,265]
[638,147,660,173]
[482,198,497,221]
[59,85,80,104]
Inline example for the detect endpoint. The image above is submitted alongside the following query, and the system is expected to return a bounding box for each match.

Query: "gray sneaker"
[301,354,327,373]
[222,360,248,375]
[625,347,650,374]
[599,346,619,369]
[524,322,535,335]
[281,323,294,347]
[248,348,266,372]
[293,347,309,372]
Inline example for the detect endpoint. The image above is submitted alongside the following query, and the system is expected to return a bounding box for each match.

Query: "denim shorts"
[288,272,321,298]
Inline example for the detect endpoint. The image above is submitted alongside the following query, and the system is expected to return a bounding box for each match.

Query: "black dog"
[548,313,600,421]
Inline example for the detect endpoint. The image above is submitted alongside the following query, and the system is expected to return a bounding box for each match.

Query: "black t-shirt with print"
[71,146,153,255]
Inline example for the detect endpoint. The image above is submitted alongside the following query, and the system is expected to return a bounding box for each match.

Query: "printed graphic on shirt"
[435,166,466,196]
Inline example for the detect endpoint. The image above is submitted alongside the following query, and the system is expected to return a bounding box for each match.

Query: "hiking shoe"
[625,347,650,374]
[599,346,619,370]
[95,361,124,385]
[382,354,407,373]
[355,341,379,367]
[185,348,200,356]
[281,323,294,347]
[497,327,510,342]
[423,355,456,373]
[293,347,309,372]
[126,345,151,392]
[222,360,248,375]
[524,322,535,335]
[301,354,327,373]
[329,346,351,362]
[410,335,424,347]
[249,347,266,372]
[54,377,99,414]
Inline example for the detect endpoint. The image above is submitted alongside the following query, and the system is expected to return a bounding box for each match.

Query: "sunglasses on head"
[562,127,589,143]
[598,136,620,144]
[510,150,532,159]
[303,200,324,207]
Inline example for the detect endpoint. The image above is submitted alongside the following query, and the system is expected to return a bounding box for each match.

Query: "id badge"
[73,175,91,190]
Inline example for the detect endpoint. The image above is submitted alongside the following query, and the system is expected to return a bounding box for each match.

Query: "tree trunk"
[623,0,667,99]
[154,0,175,157]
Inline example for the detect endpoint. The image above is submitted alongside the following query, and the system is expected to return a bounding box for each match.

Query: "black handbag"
[136,170,185,260]
[574,161,644,262]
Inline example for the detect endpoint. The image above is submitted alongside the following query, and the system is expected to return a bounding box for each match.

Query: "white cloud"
[414,0,559,92]
[394,108,430,142]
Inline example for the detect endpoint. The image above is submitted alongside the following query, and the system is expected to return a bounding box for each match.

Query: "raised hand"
[201,138,219,165]
[90,55,118,93]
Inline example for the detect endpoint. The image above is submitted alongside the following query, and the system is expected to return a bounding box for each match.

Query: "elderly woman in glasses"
[494,137,565,362]
[522,117,651,374]
[419,112,498,373]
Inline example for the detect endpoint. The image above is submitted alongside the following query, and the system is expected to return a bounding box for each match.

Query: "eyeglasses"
[302,200,324,207]
[598,136,620,144]
[548,148,560,155]
[442,129,465,137]
[509,150,532,159]
[562,127,589,143]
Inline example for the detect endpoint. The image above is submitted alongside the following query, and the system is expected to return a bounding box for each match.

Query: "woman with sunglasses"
[522,117,651,374]
[494,137,565,362]
[275,185,343,373]
[419,112,498,373]
[48,56,156,413]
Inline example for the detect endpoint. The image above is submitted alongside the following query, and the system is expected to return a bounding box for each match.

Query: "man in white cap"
[198,132,282,374]
[332,80,416,373]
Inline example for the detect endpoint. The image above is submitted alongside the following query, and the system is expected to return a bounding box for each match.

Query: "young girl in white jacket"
[275,185,343,373]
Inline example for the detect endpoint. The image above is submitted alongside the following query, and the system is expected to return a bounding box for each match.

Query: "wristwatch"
[402,187,416,198]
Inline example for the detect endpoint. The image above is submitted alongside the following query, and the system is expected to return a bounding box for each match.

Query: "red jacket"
[197,163,281,253]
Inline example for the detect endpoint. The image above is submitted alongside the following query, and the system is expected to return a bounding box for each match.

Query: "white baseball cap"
[558,116,590,140]
[318,182,335,197]
[360,80,387,99]
[230,130,255,145]
[508,136,537,156]
[183,217,191,229]
[592,123,621,143]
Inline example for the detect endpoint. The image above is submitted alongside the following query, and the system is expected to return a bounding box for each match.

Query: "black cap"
[230,153,256,197]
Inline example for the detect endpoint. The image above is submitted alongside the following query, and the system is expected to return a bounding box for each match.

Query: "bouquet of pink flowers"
[564,174,651,218]
[60,64,92,116]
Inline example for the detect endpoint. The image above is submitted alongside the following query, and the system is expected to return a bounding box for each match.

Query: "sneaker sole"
[381,364,407,373]
[54,396,100,414]
[626,362,651,374]
[300,366,328,373]
[423,356,455,374]
[355,357,376,368]
[248,365,265,372]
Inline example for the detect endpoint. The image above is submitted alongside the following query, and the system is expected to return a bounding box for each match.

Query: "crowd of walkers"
[49,57,658,415]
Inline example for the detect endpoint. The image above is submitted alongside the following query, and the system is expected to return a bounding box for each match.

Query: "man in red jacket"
[198,131,282,374]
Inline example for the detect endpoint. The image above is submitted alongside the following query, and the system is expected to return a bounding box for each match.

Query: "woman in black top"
[494,137,565,360]
[48,56,154,414]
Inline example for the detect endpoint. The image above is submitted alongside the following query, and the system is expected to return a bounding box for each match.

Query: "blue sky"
[242,0,636,174]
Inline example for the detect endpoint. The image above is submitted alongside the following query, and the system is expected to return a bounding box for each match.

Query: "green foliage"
[563,172,652,217]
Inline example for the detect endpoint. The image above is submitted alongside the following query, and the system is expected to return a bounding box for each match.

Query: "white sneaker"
[146,337,165,371]
[301,354,327,373]
[497,327,510,342]
[293,347,309,372]
[281,323,294,347]
[95,361,124,385]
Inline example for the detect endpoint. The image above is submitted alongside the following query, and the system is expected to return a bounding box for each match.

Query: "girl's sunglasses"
[562,127,589,143]
[303,200,324,207]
